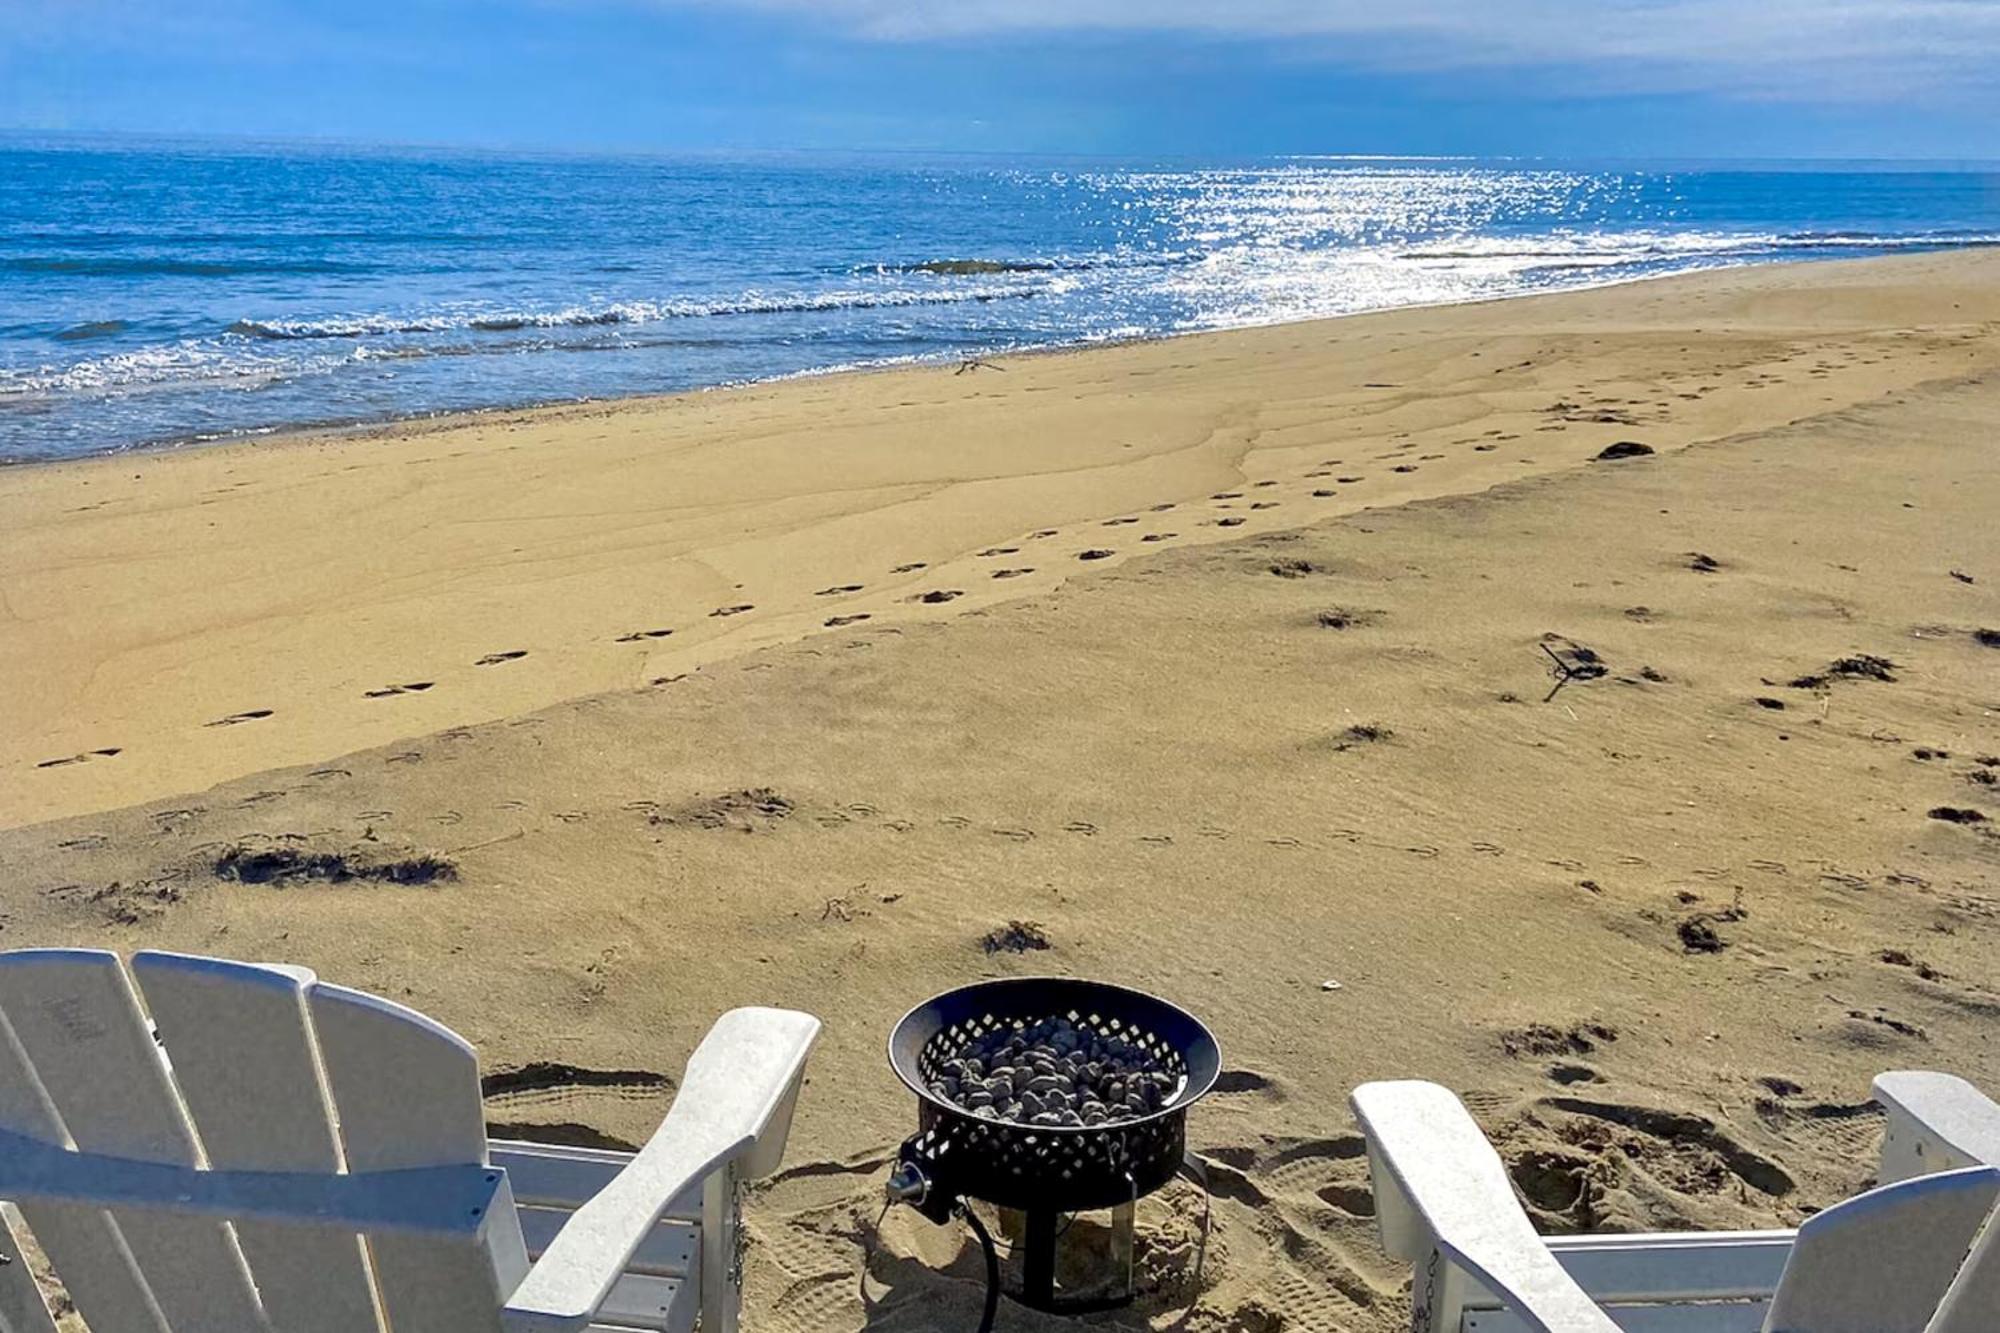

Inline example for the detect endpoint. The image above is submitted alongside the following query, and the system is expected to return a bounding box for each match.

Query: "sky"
[3,0,1999,159]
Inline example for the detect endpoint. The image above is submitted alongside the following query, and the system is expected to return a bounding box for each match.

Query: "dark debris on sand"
[1593,441,1656,461]
[1789,654,1897,689]
[213,845,456,887]
[981,920,1054,954]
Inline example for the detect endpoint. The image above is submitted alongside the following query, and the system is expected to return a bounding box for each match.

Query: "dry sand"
[1,251,1998,1332]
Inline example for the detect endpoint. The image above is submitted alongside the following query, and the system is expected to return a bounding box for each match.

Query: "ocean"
[3,139,1997,463]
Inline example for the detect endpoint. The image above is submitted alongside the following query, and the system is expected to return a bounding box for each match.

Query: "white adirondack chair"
[0,947,820,1332]
[1351,1072,2000,1333]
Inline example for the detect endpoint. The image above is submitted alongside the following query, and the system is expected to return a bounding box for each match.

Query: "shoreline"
[8,244,1996,473]
[5,246,1999,828]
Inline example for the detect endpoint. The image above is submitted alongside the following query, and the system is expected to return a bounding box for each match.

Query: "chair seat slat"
[517,1207,697,1278]
[490,1144,701,1221]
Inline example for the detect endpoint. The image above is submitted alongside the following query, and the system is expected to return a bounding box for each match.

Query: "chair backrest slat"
[312,982,527,1333]
[1764,1165,2000,1333]
[132,951,384,1333]
[0,949,270,1332]
[1927,1190,2000,1333]
[0,1018,78,1333]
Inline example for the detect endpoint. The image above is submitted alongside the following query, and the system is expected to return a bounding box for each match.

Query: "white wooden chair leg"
[701,1163,741,1333]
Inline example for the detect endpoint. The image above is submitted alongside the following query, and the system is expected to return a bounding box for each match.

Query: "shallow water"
[3,140,1996,462]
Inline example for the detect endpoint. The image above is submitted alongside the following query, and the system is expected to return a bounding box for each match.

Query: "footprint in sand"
[1215,516,1246,527]
[475,650,530,664]
[1078,548,1115,560]
[992,568,1034,579]
[1392,465,1418,473]
[916,589,963,604]
[707,605,753,618]
[1312,489,1336,498]
[1253,480,1278,488]
[1103,517,1139,526]
[206,709,274,727]
[891,561,927,573]
[825,613,871,627]
[1142,532,1177,542]
[1251,501,1279,510]
[37,748,122,769]
[1211,491,1243,500]
[1338,476,1365,483]
[615,628,674,642]
[1030,529,1059,538]
[1474,444,1497,451]
[363,682,435,699]
[1149,502,1176,512]
[814,584,864,596]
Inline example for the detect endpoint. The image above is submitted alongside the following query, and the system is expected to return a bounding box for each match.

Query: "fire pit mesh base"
[904,1100,1187,1211]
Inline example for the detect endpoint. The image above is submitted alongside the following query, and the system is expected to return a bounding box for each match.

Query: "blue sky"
[5,0,1999,158]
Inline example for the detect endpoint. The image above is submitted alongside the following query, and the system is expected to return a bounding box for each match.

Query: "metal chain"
[728,1167,748,1291]
[1414,1246,1439,1333]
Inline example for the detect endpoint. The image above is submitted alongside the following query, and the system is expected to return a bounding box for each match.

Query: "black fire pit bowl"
[888,976,1222,1215]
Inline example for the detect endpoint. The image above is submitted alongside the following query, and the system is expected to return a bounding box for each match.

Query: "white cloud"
[662,0,2000,100]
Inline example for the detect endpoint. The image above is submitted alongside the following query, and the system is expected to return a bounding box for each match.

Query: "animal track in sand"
[614,628,674,642]
[814,584,863,595]
[1211,491,1244,500]
[36,748,122,769]
[992,568,1034,579]
[206,709,274,727]
[915,589,962,604]
[1312,489,1336,498]
[1215,517,1246,527]
[976,547,1018,557]
[475,650,530,664]
[1078,548,1114,560]
[1149,502,1176,511]
[1392,465,1418,473]
[708,605,753,618]
[891,561,927,573]
[824,614,870,627]
[363,682,435,698]
[1338,476,1365,483]
[1251,501,1280,510]
[1142,532,1177,542]
[1030,529,1059,538]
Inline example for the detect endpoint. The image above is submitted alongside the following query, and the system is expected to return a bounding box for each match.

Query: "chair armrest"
[502,1008,820,1332]
[1351,1081,1619,1333]
[1873,1071,2000,1183]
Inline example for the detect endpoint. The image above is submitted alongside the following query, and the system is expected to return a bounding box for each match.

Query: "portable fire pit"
[885,977,1221,1321]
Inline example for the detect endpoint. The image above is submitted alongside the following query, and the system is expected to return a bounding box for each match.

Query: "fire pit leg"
[1021,1208,1059,1308]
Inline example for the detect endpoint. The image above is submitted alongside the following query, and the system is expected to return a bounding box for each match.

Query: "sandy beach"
[2,251,1998,1331]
